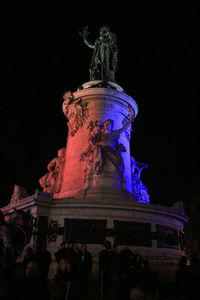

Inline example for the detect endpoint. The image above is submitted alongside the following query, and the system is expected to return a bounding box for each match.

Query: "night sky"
[0,1,199,207]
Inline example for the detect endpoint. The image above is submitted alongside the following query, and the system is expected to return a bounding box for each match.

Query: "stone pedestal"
[55,85,138,199]
[1,190,188,282]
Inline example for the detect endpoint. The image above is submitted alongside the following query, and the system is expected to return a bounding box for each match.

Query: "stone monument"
[0,26,188,281]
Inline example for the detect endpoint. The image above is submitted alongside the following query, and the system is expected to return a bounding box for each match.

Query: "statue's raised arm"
[79,26,95,49]
[113,105,134,135]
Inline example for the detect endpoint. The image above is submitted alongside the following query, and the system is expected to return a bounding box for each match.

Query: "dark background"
[0,1,199,207]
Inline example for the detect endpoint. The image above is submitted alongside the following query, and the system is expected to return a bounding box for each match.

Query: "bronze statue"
[80,26,118,82]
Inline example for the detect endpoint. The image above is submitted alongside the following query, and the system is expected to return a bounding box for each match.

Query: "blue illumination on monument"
[130,156,150,203]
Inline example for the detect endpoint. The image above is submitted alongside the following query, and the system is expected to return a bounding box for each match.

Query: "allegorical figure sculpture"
[80,105,133,179]
[80,26,118,82]
[62,91,89,136]
[130,157,150,203]
[39,148,65,193]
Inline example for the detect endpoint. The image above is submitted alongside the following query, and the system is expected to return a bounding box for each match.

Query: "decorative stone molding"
[79,80,124,92]
[62,91,89,136]
[48,219,59,242]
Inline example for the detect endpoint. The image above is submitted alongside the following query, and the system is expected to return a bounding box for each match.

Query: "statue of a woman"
[80,26,118,82]
[81,106,133,178]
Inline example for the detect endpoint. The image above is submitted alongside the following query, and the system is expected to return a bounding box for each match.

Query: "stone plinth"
[55,86,138,199]
[1,190,188,282]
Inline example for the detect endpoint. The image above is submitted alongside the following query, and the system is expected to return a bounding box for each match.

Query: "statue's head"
[104,119,114,131]
[100,26,111,37]
[58,148,65,157]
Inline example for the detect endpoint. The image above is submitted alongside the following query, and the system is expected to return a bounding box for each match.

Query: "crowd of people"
[0,243,51,300]
[0,239,200,300]
[173,254,200,300]
[98,241,157,300]
[0,241,93,300]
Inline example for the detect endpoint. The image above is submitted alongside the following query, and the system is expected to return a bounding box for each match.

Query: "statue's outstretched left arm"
[113,105,134,134]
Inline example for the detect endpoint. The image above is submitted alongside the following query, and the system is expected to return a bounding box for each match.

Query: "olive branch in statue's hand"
[79,26,90,38]
[127,104,134,121]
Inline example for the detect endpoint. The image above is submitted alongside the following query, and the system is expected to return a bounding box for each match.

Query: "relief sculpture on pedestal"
[39,148,65,193]
[80,105,134,182]
[131,157,150,203]
[62,91,89,136]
